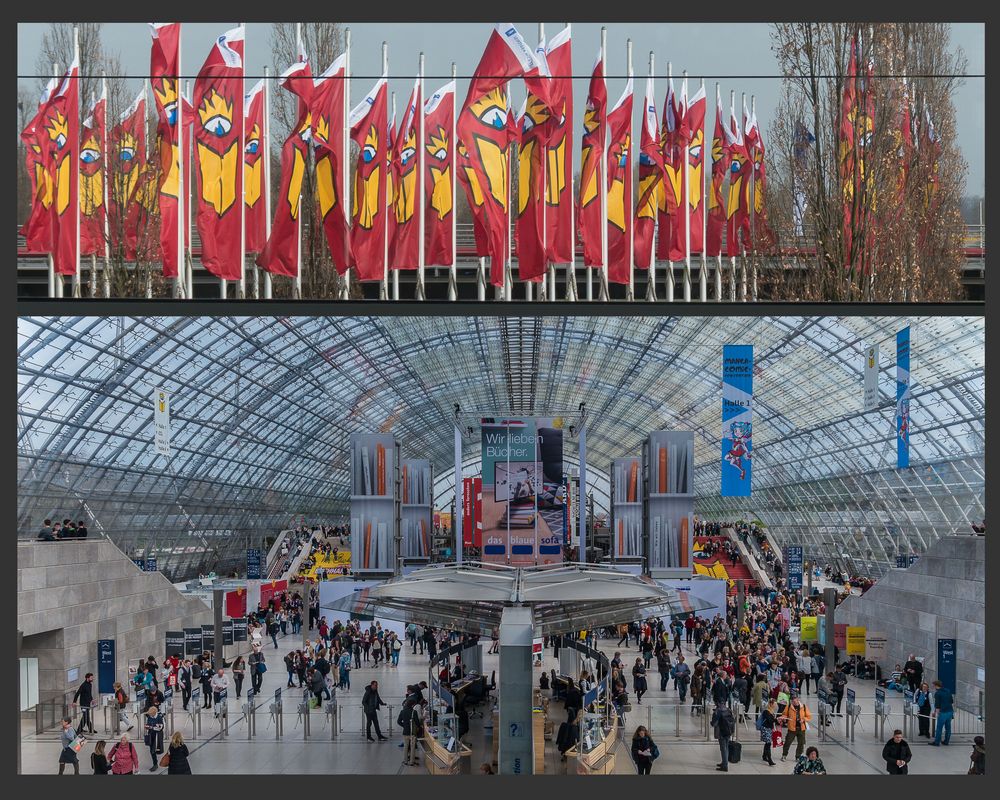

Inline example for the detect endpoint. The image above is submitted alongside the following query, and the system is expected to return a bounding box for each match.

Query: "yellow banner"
[800,616,818,641]
[847,626,867,656]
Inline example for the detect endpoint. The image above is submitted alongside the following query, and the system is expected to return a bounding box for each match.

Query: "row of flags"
[29,23,948,295]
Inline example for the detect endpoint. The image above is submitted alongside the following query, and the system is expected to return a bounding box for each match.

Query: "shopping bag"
[70,736,85,753]
[309,696,320,709]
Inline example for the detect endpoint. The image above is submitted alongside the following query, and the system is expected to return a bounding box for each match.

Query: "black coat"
[167,743,192,774]
[362,686,385,715]
[882,739,912,774]
[74,680,94,707]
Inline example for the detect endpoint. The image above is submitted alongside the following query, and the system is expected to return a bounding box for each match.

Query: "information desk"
[565,714,618,775]
[422,727,472,774]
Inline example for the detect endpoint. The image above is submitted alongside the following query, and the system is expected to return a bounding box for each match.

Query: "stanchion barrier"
[268,688,283,739]
[902,689,914,740]
[297,689,311,739]
[188,688,203,739]
[816,688,834,742]
[215,688,229,738]
[675,703,681,738]
[325,701,338,740]
[873,687,889,741]
[163,687,175,736]
[845,688,862,743]
[243,688,256,739]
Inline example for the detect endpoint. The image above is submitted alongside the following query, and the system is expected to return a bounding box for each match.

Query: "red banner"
[311,54,352,274]
[577,55,606,268]
[243,80,266,254]
[192,26,244,280]
[260,579,288,610]
[256,60,313,277]
[390,78,422,270]
[19,78,59,254]
[44,61,81,277]
[423,81,455,266]
[705,94,730,258]
[515,93,549,282]
[605,78,633,285]
[670,86,706,258]
[225,588,247,619]
[79,89,107,256]
[657,80,682,261]
[543,27,573,264]
[349,77,389,281]
[634,75,664,269]
[725,102,750,258]
[463,476,483,548]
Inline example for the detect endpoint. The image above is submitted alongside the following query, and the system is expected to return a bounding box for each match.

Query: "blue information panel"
[937,638,957,694]
[721,345,753,497]
[896,327,911,469]
[145,556,157,572]
[785,546,804,589]
[247,548,262,579]
[896,555,908,568]
[97,639,116,694]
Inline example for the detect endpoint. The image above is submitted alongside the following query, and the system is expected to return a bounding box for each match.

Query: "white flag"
[154,388,171,456]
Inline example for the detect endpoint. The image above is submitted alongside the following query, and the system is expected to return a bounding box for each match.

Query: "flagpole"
[682,71,691,304]
[101,72,110,298]
[73,26,81,298]
[417,52,425,300]
[294,23,306,301]
[341,27,351,301]
[49,61,58,299]
[646,50,656,303]
[598,27,608,303]
[382,40,389,302]
[564,22,576,302]
[728,89,736,302]
[186,81,194,300]
[505,82,513,303]
[449,61,457,302]
[538,23,552,302]
[714,82,722,302]
[263,65,272,300]
[391,89,399,301]
[665,62,674,303]
[739,91,747,302]
[626,38,634,303]
[750,93,757,303]
[239,22,247,300]
[699,77,707,303]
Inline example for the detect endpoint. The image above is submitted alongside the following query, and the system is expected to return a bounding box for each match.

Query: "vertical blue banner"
[246,548,261,579]
[785,546,804,589]
[721,345,753,496]
[896,327,911,469]
[97,639,116,694]
[937,638,957,694]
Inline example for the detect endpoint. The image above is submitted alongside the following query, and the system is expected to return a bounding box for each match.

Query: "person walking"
[178,661,192,711]
[210,668,229,716]
[231,656,246,698]
[165,732,192,774]
[363,680,388,741]
[142,706,164,772]
[632,658,648,704]
[199,665,213,709]
[72,673,96,735]
[831,666,848,716]
[402,697,426,767]
[672,656,690,704]
[756,698,778,766]
[780,694,812,762]
[249,648,265,694]
[711,702,736,771]
[930,680,955,746]
[58,717,81,774]
[656,648,672,692]
[882,729,912,774]
[903,655,923,693]
[112,682,133,731]
[630,725,659,775]
[90,740,111,774]
[108,733,140,775]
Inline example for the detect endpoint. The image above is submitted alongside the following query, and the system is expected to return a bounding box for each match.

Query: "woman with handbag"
[143,705,164,772]
[756,698,778,766]
[108,733,140,775]
[631,725,660,775]
[57,717,82,774]
[164,732,192,774]
[632,658,648,704]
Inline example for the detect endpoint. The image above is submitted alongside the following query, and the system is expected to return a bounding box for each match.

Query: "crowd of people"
[36,518,89,541]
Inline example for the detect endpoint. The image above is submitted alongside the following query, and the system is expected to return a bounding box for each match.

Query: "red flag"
[311,54,352,273]
[744,106,775,251]
[243,79,266,253]
[150,22,188,278]
[657,78,682,260]
[458,24,550,287]
[634,74,664,269]
[257,60,313,277]
[671,84,706,257]
[192,26,244,281]
[225,588,247,618]
[543,26,573,263]
[577,53,606,268]
[605,77,633,285]
[515,87,551,283]
[725,100,750,258]
[423,80,455,266]
[39,59,80,277]
[19,78,59,254]
[705,92,730,257]
[79,88,108,256]
[349,75,389,281]
[390,77,422,269]
[108,90,147,259]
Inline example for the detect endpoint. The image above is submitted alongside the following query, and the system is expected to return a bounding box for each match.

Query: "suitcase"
[728,740,742,763]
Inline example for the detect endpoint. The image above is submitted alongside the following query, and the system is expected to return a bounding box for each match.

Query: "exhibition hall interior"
[16,314,985,775]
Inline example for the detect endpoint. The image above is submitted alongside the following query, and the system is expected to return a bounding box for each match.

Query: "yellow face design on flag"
[637,171,658,220]
[751,146,764,214]
[136,163,159,213]
[197,88,240,216]
[546,102,568,206]
[468,87,510,211]
[153,79,179,127]
[458,141,485,209]
[687,128,704,210]
[579,144,599,209]
[394,127,417,224]
[45,109,72,215]
[727,151,746,220]
[79,132,103,214]
[244,122,262,209]
[113,131,140,205]
[708,132,723,212]
[426,126,452,220]
[607,134,629,233]
[353,124,381,229]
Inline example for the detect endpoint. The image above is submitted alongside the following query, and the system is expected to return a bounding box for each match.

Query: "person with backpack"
[780,694,812,761]
[108,733,140,775]
[338,649,352,690]
[391,634,403,667]
[630,725,659,774]
[711,702,736,771]
[112,682,133,731]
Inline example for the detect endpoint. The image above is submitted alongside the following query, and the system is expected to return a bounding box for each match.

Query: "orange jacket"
[781,702,812,731]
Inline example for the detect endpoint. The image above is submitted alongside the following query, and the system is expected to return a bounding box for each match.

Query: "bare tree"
[35,23,107,105]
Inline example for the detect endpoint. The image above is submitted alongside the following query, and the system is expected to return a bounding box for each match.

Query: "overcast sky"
[17,22,984,194]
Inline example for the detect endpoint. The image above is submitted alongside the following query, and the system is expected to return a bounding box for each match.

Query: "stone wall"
[837,535,985,710]
[17,540,215,701]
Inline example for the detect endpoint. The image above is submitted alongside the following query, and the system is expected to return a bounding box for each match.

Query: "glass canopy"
[17,315,984,581]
